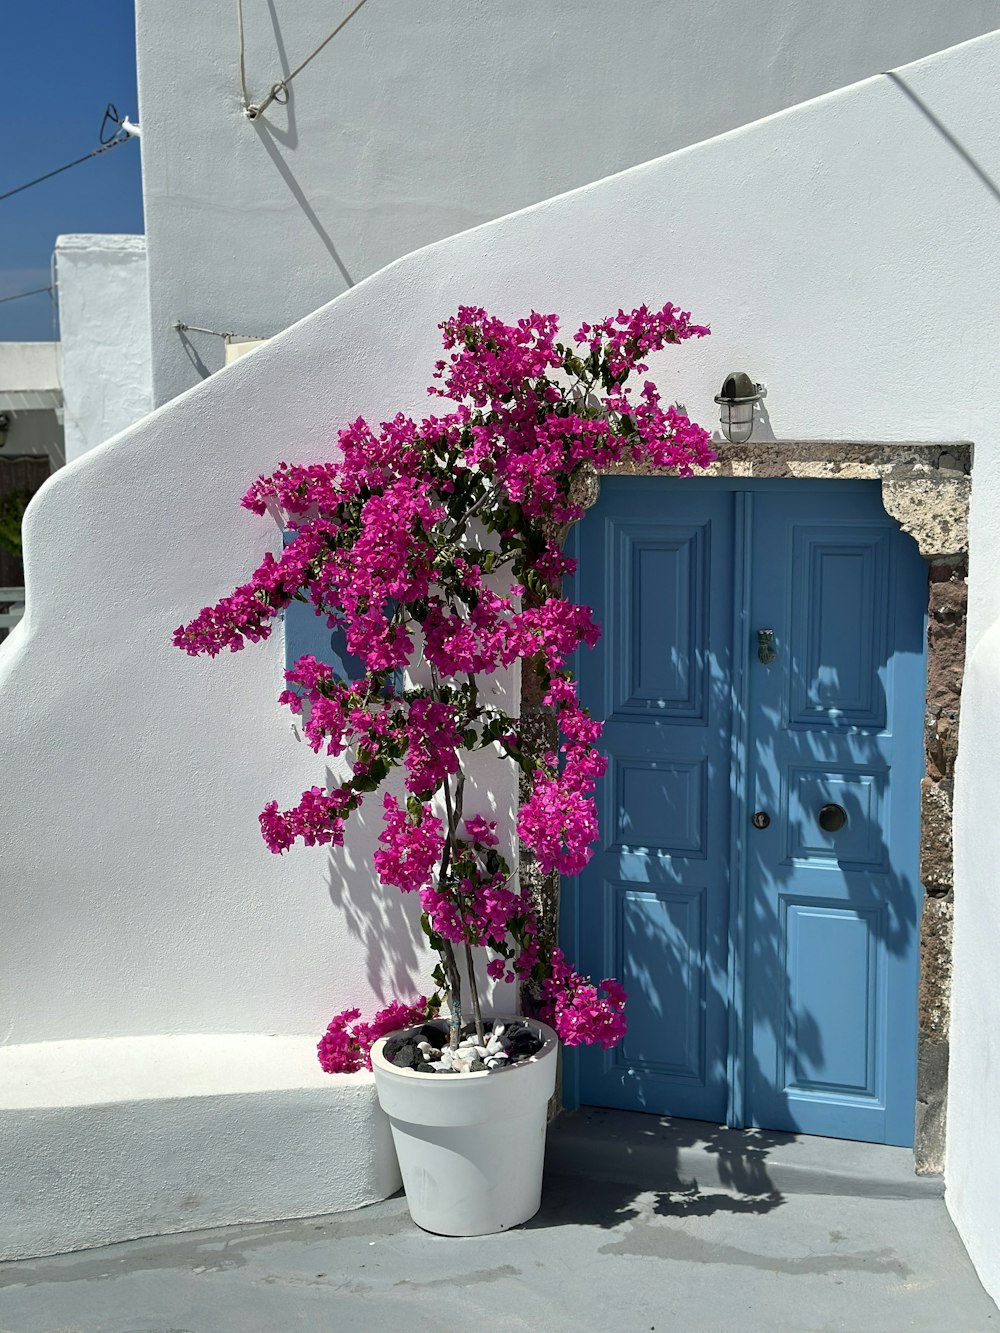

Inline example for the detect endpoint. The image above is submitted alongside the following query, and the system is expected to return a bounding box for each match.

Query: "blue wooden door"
[571,487,736,1122]
[567,478,927,1146]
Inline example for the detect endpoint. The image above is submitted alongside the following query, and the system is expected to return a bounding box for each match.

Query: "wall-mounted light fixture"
[714,371,765,444]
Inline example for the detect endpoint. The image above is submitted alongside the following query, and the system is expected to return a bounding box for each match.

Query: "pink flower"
[373,795,444,894]
[317,996,439,1073]
[259,785,358,855]
[535,949,628,1049]
[464,815,499,847]
[404,698,462,794]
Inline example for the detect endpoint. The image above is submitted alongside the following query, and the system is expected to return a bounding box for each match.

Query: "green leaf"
[421,914,445,953]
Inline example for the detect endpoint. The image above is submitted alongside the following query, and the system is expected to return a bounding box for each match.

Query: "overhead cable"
[237,0,372,119]
[100,103,125,145]
[0,104,136,206]
[101,103,141,143]
[0,285,55,306]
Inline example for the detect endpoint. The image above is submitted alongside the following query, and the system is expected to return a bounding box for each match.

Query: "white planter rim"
[370,1015,558,1082]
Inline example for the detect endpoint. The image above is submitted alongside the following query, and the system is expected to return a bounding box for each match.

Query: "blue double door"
[566,479,927,1146]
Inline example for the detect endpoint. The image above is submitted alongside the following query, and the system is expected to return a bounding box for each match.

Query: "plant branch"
[464,941,485,1046]
[432,690,485,1047]
[441,938,463,1050]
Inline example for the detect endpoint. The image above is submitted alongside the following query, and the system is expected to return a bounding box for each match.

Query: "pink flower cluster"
[574,302,710,383]
[259,784,358,855]
[537,949,628,1049]
[373,796,444,894]
[431,308,564,409]
[404,698,462,794]
[317,996,439,1073]
[517,757,604,875]
[173,523,333,658]
[177,302,718,1063]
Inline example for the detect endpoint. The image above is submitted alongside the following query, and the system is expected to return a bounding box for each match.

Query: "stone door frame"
[522,441,971,1170]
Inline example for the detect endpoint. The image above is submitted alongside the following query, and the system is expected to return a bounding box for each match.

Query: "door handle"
[818,803,848,832]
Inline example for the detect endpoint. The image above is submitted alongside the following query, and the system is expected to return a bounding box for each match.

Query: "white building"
[3,0,1000,1308]
[0,342,63,469]
[0,342,63,639]
[54,235,152,465]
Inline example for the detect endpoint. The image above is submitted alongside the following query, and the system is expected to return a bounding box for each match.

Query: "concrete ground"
[1,1107,995,1333]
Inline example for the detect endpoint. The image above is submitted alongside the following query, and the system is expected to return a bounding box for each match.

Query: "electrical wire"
[100,103,125,145]
[0,137,130,205]
[236,0,372,119]
[0,105,135,205]
[0,285,55,306]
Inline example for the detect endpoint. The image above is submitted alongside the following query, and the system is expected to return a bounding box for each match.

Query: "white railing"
[0,588,26,633]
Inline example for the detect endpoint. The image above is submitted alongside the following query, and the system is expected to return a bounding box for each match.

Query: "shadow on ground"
[531,1107,792,1229]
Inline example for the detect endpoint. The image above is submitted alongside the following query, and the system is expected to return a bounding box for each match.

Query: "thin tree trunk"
[441,939,463,1050]
[464,941,486,1046]
[433,671,484,1049]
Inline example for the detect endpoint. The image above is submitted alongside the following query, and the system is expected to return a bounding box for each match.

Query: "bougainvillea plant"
[174,302,713,1072]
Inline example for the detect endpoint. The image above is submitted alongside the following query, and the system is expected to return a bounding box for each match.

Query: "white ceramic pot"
[370,1018,558,1236]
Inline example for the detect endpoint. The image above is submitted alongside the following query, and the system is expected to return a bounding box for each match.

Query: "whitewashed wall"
[951,625,1000,1303]
[134,0,1000,405]
[5,32,1000,1280]
[55,236,152,463]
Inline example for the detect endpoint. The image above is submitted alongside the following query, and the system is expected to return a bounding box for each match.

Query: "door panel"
[616,883,708,1082]
[745,488,926,1146]
[783,902,879,1097]
[573,488,734,1121]
[568,478,927,1145]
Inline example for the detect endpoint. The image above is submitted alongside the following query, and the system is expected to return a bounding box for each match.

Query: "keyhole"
[757,628,776,665]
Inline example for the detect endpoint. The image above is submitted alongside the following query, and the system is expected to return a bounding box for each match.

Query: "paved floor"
[1,1108,995,1333]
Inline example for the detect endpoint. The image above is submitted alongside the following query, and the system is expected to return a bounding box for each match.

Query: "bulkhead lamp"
[714,371,765,443]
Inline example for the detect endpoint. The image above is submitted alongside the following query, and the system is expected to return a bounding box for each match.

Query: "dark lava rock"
[383,1036,423,1069]
[416,1024,446,1049]
[503,1020,544,1058]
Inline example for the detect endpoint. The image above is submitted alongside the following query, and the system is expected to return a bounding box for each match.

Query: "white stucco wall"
[0,341,60,394]
[55,236,152,463]
[949,622,1000,1302]
[0,1035,400,1259]
[135,0,1000,405]
[5,32,1000,1275]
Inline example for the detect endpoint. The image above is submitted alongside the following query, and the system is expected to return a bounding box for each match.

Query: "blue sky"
[0,5,144,341]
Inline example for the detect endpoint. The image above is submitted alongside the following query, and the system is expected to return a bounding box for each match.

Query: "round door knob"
[751,811,770,830]
[818,803,848,832]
